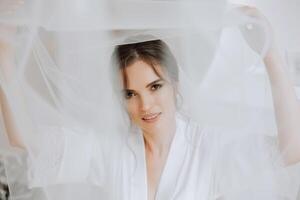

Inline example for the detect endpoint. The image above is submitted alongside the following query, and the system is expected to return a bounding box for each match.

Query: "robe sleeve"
[26,126,105,188]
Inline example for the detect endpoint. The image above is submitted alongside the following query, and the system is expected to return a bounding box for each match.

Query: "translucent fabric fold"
[0,0,300,199]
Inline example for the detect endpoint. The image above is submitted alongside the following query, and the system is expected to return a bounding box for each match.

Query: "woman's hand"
[235,5,275,58]
[0,0,24,57]
[0,0,24,14]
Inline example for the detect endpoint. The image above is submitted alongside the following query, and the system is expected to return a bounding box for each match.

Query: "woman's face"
[122,60,177,134]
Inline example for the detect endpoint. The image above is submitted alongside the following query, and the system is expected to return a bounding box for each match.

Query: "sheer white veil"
[0,0,300,199]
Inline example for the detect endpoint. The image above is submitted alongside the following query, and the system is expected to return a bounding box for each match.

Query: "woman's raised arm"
[240,6,300,165]
[264,44,300,165]
[0,24,25,148]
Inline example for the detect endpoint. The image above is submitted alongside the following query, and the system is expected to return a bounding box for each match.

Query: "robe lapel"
[127,129,148,200]
[127,115,188,200]
[155,116,188,200]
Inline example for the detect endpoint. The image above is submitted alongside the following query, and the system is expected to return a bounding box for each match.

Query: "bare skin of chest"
[145,152,168,200]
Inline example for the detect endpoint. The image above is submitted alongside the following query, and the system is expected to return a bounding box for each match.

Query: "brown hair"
[111,37,179,89]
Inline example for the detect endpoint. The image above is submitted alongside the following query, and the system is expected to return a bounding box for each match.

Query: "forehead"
[123,60,164,89]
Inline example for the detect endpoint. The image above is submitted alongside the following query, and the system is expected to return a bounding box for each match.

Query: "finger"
[232,4,262,18]
[0,0,24,13]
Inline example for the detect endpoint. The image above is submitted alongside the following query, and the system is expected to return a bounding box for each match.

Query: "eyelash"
[124,83,163,99]
[125,91,136,99]
[150,83,163,91]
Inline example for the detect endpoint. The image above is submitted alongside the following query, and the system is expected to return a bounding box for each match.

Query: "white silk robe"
[21,114,300,200]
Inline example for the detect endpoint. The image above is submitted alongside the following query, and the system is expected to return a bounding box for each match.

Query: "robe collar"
[127,114,188,200]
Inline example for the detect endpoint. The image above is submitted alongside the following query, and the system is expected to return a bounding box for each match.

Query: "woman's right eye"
[124,91,136,99]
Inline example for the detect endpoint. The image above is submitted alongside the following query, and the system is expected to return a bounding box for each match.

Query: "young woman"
[110,34,300,199]
[1,3,300,200]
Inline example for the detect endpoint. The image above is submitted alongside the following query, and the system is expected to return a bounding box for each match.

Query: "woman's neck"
[142,119,176,156]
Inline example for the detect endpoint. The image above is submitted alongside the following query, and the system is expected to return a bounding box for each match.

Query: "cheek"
[158,87,176,110]
[126,100,139,119]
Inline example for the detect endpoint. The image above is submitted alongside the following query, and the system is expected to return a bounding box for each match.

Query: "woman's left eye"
[150,84,162,91]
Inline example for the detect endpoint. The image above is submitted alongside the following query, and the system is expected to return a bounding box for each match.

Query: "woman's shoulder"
[176,113,277,149]
[176,113,218,147]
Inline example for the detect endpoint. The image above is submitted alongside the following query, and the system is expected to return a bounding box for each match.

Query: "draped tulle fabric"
[0,0,300,199]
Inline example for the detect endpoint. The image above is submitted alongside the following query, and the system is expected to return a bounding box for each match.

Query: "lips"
[142,112,161,122]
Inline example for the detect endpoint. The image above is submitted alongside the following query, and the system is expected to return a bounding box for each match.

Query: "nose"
[139,93,154,112]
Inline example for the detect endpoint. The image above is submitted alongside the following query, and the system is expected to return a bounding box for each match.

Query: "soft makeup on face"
[122,60,177,134]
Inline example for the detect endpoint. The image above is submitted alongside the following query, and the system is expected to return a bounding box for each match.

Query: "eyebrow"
[123,79,164,92]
